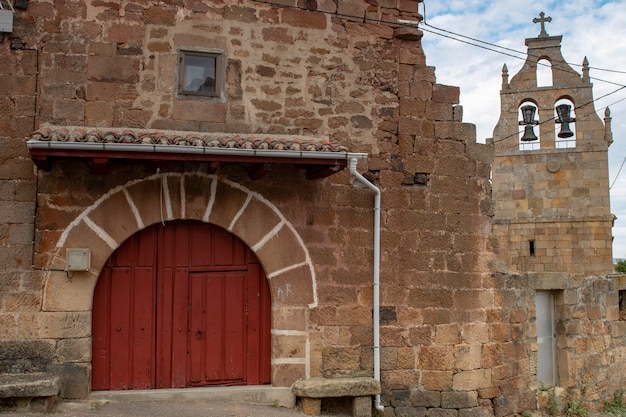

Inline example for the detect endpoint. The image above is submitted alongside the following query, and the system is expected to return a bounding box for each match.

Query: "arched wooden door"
[92,221,271,390]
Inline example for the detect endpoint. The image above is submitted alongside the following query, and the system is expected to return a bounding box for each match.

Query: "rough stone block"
[352,396,372,417]
[272,307,306,332]
[393,406,427,417]
[273,334,307,359]
[459,406,495,417]
[441,391,478,409]
[411,390,441,407]
[301,397,321,415]
[425,408,459,417]
[452,369,492,391]
[292,377,381,398]
[432,84,460,104]
[87,56,139,83]
[421,371,453,391]
[0,373,60,398]
[611,322,626,337]
[274,364,306,387]
[282,8,326,29]
[418,345,453,371]
[390,389,411,407]
[0,341,55,374]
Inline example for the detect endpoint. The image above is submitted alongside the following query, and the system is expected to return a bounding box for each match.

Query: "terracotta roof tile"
[29,126,349,153]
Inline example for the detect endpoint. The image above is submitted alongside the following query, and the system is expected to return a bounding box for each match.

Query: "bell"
[556,103,575,138]
[521,125,538,142]
[558,122,574,138]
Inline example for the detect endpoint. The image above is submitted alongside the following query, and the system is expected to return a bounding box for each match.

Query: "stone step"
[0,372,61,398]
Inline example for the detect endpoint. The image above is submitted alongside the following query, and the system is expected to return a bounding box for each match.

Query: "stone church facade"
[0,1,624,416]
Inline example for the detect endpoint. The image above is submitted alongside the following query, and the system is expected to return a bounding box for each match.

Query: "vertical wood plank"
[109,267,131,389]
[91,266,111,390]
[171,267,189,387]
[223,272,246,381]
[132,266,156,389]
[259,265,272,384]
[247,264,261,384]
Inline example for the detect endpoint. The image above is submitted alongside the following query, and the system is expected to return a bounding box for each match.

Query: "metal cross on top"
[533,12,552,37]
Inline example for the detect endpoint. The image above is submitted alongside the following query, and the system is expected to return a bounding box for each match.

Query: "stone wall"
[0,43,39,366]
[1,1,624,416]
[533,273,626,415]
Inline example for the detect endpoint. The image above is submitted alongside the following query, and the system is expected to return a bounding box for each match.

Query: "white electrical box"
[66,248,91,272]
[0,10,13,33]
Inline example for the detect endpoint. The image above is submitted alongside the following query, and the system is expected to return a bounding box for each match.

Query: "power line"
[250,0,626,88]
[419,1,626,77]
[249,0,626,128]
[251,0,626,190]
[494,85,626,151]
[420,23,626,88]
[611,156,626,190]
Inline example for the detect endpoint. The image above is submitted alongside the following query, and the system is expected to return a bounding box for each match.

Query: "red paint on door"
[92,221,271,391]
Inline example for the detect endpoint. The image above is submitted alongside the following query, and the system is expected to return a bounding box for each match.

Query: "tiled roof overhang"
[27,126,368,179]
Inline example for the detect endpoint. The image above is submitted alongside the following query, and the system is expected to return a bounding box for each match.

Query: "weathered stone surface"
[441,391,478,409]
[292,377,381,398]
[394,27,423,41]
[301,397,321,415]
[1,2,620,417]
[353,396,372,417]
[0,341,55,374]
[0,373,60,398]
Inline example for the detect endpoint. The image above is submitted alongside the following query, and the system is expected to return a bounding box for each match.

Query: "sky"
[419,0,626,260]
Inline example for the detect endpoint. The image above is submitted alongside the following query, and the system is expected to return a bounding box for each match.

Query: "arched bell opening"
[554,98,576,148]
[518,100,540,151]
[537,58,553,87]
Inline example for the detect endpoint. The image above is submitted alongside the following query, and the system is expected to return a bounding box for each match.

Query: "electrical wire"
[610,156,626,190]
[494,84,626,150]
[419,0,626,76]
[250,0,626,88]
[248,0,626,149]
[612,160,626,190]
[420,23,626,88]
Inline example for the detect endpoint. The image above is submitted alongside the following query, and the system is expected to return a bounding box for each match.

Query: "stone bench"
[0,372,61,412]
[292,377,381,417]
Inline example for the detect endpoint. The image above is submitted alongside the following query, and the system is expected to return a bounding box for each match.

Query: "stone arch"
[518,100,540,150]
[536,57,552,87]
[41,171,316,384]
[554,97,577,147]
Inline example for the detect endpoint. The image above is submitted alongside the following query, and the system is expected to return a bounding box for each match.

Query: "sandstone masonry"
[0,2,623,416]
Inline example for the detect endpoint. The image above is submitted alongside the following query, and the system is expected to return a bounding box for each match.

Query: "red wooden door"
[188,271,246,385]
[92,221,271,391]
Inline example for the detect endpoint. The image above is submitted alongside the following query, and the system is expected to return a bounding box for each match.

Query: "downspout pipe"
[349,158,384,413]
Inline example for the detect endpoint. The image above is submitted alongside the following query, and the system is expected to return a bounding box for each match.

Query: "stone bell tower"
[489,13,614,276]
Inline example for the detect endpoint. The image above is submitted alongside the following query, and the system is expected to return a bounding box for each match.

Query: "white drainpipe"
[349,158,383,414]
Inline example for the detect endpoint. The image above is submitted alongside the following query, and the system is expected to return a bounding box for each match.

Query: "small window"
[529,240,536,256]
[178,50,224,98]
